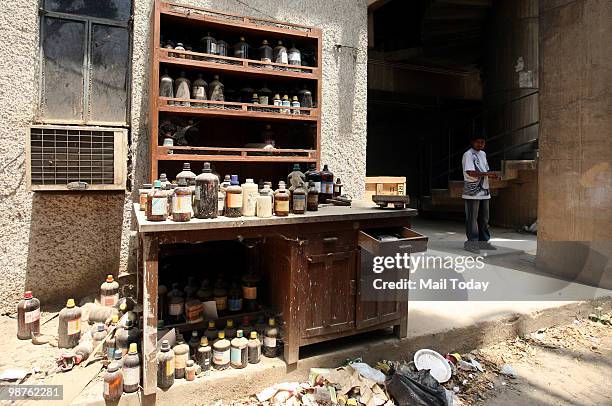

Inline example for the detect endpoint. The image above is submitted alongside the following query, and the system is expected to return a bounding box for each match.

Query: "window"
[39,0,132,125]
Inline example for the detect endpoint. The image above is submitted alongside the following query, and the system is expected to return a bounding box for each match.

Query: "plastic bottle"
[188,330,200,359]
[58,299,81,349]
[225,175,243,217]
[263,318,279,358]
[103,361,123,401]
[17,291,40,340]
[230,330,248,369]
[104,314,119,360]
[172,177,192,222]
[227,282,243,313]
[185,359,196,381]
[256,184,273,218]
[212,331,230,370]
[122,343,140,393]
[213,278,228,314]
[292,183,306,214]
[241,178,258,217]
[146,180,168,221]
[115,318,139,356]
[204,321,218,343]
[274,183,290,216]
[156,340,175,390]
[305,164,321,194]
[247,331,262,364]
[195,162,219,219]
[307,180,319,211]
[113,349,123,368]
[218,174,231,216]
[225,319,237,340]
[100,274,119,307]
[197,336,212,372]
[173,334,190,379]
[320,164,334,203]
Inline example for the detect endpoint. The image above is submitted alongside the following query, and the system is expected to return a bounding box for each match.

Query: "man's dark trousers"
[464,199,490,243]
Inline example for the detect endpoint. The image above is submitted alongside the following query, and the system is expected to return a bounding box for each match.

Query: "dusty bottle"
[58,299,81,349]
[174,71,191,106]
[100,274,119,307]
[287,163,306,185]
[298,84,313,108]
[146,180,168,221]
[233,36,249,59]
[281,95,291,114]
[188,330,200,359]
[122,343,140,393]
[228,282,243,313]
[212,331,230,370]
[115,318,139,356]
[192,74,208,107]
[320,164,334,203]
[159,70,174,105]
[103,361,123,401]
[157,340,175,390]
[92,324,107,356]
[307,180,319,211]
[197,279,213,302]
[200,32,217,55]
[138,183,152,211]
[218,174,231,216]
[256,184,273,218]
[291,95,301,114]
[334,178,344,197]
[288,43,302,66]
[74,335,94,363]
[208,75,225,101]
[247,331,261,364]
[113,349,123,368]
[167,283,185,323]
[224,175,243,217]
[292,183,306,214]
[172,177,192,222]
[305,164,321,194]
[185,297,204,324]
[241,178,258,217]
[273,40,288,64]
[176,162,196,187]
[197,337,212,372]
[225,319,237,340]
[258,82,272,104]
[173,335,190,379]
[204,321,218,343]
[213,278,228,314]
[230,330,248,369]
[17,291,40,340]
[263,318,279,358]
[195,162,219,219]
[274,183,290,216]
[185,359,196,381]
[259,39,273,64]
[104,314,119,360]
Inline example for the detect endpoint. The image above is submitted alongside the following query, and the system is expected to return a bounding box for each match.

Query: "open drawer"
[358,227,428,256]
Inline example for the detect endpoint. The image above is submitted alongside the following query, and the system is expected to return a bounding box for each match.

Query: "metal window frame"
[37,1,133,127]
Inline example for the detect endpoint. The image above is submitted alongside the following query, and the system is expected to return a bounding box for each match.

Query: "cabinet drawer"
[358,227,428,256]
[303,230,356,256]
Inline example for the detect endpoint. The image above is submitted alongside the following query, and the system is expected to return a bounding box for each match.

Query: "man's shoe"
[464,243,480,254]
[480,242,497,250]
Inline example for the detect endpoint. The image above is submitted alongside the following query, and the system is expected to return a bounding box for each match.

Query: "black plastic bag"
[385,368,448,406]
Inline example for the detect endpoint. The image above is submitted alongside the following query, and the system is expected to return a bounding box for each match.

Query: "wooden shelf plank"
[159,101,319,122]
[157,153,317,163]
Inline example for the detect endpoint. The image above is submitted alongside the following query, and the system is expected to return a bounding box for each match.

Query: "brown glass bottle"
[58,299,81,348]
[320,164,334,203]
[224,175,243,217]
[195,162,219,219]
[172,177,192,222]
[156,340,175,390]
[197,337,212,372]
[17,291,40,340]
[307,180,319,211]
[292,183,306,214]
[247,331,261,364]
[103,361,123,400]
[147,180,168,221]
[262,318,279,358]
[334,178,344,197]
[274,183,290,216]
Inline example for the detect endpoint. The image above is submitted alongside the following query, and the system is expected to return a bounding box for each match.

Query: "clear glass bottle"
[200,32,217,55]
[17,291,40,340]
[274,183,290,216]
[320,164,334,203]
[230,330,248,369]
[258,82,272,105]
[172,177,192,222]
[273,40,288,64]
[241,178,258,217]
[208,75,225,101]
[307,180,319,211]
[288,43,302,67]
[174,42,186,59]
[160,70,174,105]
[174,71,191,106]
[147,180,168,221]
[298,84,313,108]
[225,175,243,218]
[192,74,208,108]
[157,340,174,390]
[233,36,249,59]
[195,162,219,219]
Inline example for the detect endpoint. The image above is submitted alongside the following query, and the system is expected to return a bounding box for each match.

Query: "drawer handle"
[323,237,338,243]
[398,244,412,250]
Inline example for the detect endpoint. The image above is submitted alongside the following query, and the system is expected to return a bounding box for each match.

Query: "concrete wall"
[536,0,612,289]
[0,0,368,313]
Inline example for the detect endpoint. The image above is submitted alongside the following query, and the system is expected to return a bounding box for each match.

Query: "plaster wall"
[0,0,368,313]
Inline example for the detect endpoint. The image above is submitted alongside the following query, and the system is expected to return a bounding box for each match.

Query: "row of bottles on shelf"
[160,70,314,109]
[162,33,312,67]
[139,162,344,222]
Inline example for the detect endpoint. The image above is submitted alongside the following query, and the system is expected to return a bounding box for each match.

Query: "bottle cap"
[218,331,225,339]
[186,360,194,367]
[227,319,234,327]
[177,177,187,187]
[250,331,258,339]
[114,349,122,360]
[128,343,138,354]
[246,178,254,184]
[292,164,301,171]
[24,291,33,299]
[283,95,289,100]
[66,298,75,308]
[323,164,329,171]
[202,162,212,173]
[208,321,215,328]
[268,317,276,326]
[153,180,162,188]
[161,340,170,351]
[107,361,120,372]
[97,324,105,332]
[274,94,280,98]
[160,173,168,183]
[262,39,268,45]
[230,175,239,185]
[237,330,243,338]
[182,163,191,171]
[119,302,127,312]
[106,274,114,283]
[200,337,208,346]
[111,314,119,324]
[293,96,298,101]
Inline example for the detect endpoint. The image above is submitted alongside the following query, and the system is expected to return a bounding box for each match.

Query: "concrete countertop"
[133,201,417,233]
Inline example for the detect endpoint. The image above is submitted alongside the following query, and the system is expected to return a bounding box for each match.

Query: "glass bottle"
[225,319,237,340]
[188,330,200,359]
[200,32,217,55]
[218,174,231,216]
[174,71,191,106]
[288,43,302,67]
[138,183,152,211]
[230,330,248,369]
[291,95,301,114]
[274,183,290,216]
[292,183,306,214]
[160,70,174,105]
[224,175,243,218]
[17,291,40,340]
[273,93,281,109]
[334,178,344,197]
[240,84,254,103]
[185,359,196,381]
[217,39,229,57]
[184,295,204,324]
[258,82,272,105]
[174,42,186,59]
[58,298,81,349]
[242,273,260,312]
[172,177,192,222]
[165,40,175,58]
[167,283,184,323]
[184,44,193,60]
[233,36,249,59]
[197,336,212,372]
[208,75,225,101]
[228,282,243,313]
[213,277,228,314]
[212,331,230,370]
[259,39,273,65]
[241,178,258,217]
[173,335,189,379]
[195,162,219,219]
[92,324,107,356]
[197,279,213,302]
[273,40,288,64]
[192,74,208,108]
[122,343,140,393]
[204,321,218,343]
[263,318,279,358]
[251,93,259,106]
[281,94,291,114]
[298,84,313,108]
[104,314,119,360]
[103,361,123,401]
[156,340,175,390]
[305,164,321,194]
[176,162,196,187]
[307,180,319,211]
[256,183,273,218]
[115,318,139,356]
[287,163,306,185]
[147,180,168,221]
[247,331,261,364]
[320,164,334,203]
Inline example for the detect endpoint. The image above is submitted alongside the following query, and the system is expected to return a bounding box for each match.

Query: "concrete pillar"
[536,0,612,289]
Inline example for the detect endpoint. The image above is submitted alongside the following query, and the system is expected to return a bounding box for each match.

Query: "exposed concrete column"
[536,0,612,288]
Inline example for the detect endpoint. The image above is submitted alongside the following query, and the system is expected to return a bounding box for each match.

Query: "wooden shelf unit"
[150,0,323,181]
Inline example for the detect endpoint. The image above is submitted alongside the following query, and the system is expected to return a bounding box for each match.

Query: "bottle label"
[168,302,183,316]
[334,185,341,194]
[175,353,187,369]
[215,296,227,311]
[242,286,257,300]
[276,50,288,64]
[213,349,230,365]
[230,347,242,364]
[314,182,321,193]
[244,192,257,215]
[195,186,201,200]
[293,195,306,211]
[151,197,167,216]
[166,358,175,376]
[288,52,301,65]
[103,382,109,396]
[67,318,80,336]
[25,308,40,324]
[218,192,225,208]
[228,298,242,312]
[264,336,276,348]
[123,366,140,386]
[139,193,148,210]
[322,182,334,195]
[194,86,206,99]
[172,194,192,214]
[275,200,289,213]
[227,192,242,208]
[274,99,281,107]
[259,96,269,105]
[102,294,119,307]
[186,302,204,321]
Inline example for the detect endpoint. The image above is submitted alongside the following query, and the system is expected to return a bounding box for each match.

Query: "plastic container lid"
[107,361,120,372]
[230,175,239,185]
[250,331,258,339]
[161,340,170,351]
[24,291,33,299]
[414,349,452,383]
[202,162,212,173]
[153,180,162,188]
[66,299,75,308]
[106,275,114,283]
[114,350,122,360]
[218,331,225,339]
[237,330,243,338]
[128,343,138,354]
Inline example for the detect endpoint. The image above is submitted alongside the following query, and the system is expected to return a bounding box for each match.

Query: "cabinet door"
[300,250,357,339]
